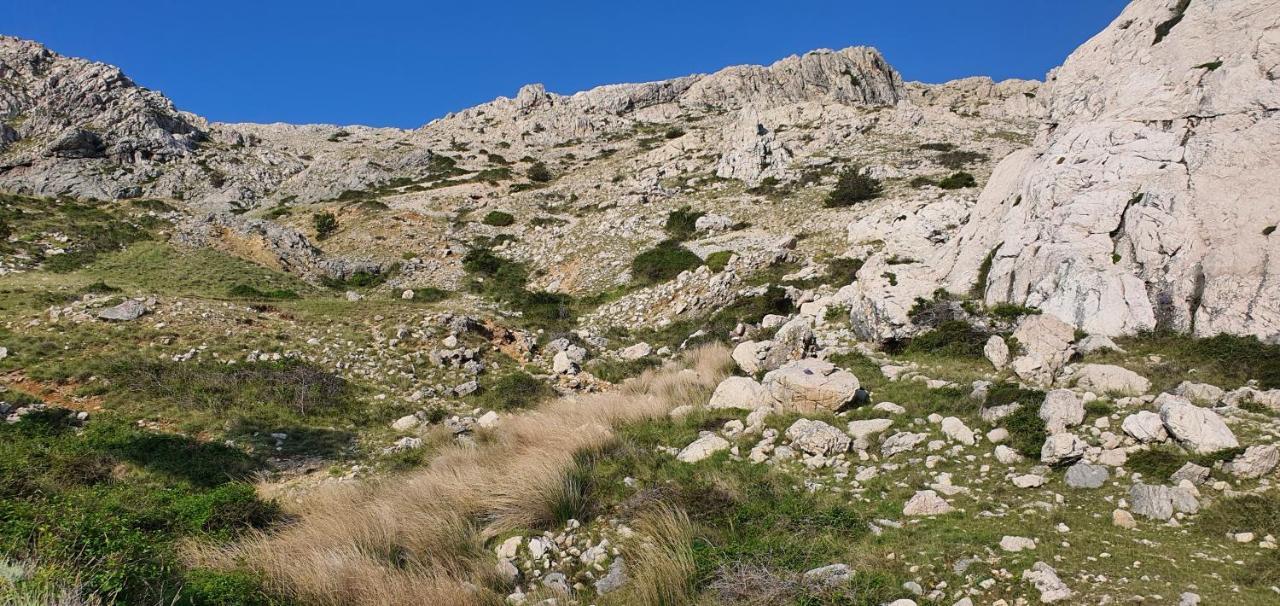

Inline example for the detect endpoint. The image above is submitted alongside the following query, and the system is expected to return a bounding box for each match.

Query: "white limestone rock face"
[1224,445,1279,479]
[715,105,792,186]
[1158,394,1239,454]
[984,335,1010,369]
[938,0,1280,341]
[902,490,954,516]
[1121,411,1169,443]
[677,433,730,463]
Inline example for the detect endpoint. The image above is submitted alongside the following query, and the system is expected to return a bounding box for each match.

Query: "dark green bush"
[475,371,555,411]
[1003,404,1048,458]
[527,161,553,183]
[664,206,705,241]
[311,212,338,240]
[938,172,977,189]
[823,168,882,207]
[933,150,987,170]
[631,240,703,284]
[482,210,516,227]
[988,303,1040,320]
[823,257,864,285]
[705,250,733,273]
[903,320,989,358]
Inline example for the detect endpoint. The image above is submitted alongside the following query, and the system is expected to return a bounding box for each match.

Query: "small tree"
[312,211,338,240]
[823,167,882,207]
[527,161,552,183]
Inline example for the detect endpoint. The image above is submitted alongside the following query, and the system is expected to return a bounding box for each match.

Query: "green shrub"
[938,172,977,189]
[933,150,987,170]
[1003,404,1047,458]
[909,176,936,188]
[823,257,864,285]
[587,356,661,383]
[475,371,555,411]
[903,320,989,358]
[482,210,516,227]
[320,268,390,290]
[400,287,451,303]
[631,240,703,284]
[918,142,955,152]
[527,161,553,182]
[823,168,882,207]
[988,303,1040,320]
[665,127,685,139]
[311,212,338,240]
[705,250,733,273]
[970,247,998,298]
[664,206,705,241]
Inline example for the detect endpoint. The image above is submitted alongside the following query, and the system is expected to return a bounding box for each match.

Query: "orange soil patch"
[2,372,104,412]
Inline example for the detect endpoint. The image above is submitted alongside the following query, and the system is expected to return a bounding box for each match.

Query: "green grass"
[705,250,733,273]
[899,320,989,359]
[85,241,315,299]
[462,245,575,330]
[1094,331,1280,391]
[0,193,157,273]
[585,356,661,383]
[0,409,280,604]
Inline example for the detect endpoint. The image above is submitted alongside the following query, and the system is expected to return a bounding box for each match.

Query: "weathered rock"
[1112,508,1137,529]
[940,416,975,445]
[707,376,770,411]
[902,490,954,516]
[785,418,850,456]
[677,433,730,463]
[1000,536,1036,552]
[1008,314,1076,385]
[1170,462,1212,485]
[882,432,928,457]
[1039,389,1084,434]
[1022,561,1073,603]
[801,563,853,587]
[760,316,816,372]
[1064,462,1109,489]
[1129,482,1198,520]
[1073,364,1150,396]
[1174,381,1226,405]
[595,557,627,594]
[731,340,769,375]
[619,342,653,360]
[1075,334,1123,355]
[939,0,1280,341]
[1040,433,1086,466]
[762,359,860,413]
[983,335,1009,369]
[97,300,148,322]
[1224,444,1279,479]
[1121,411,1169,443]
[1158,394,1239,454]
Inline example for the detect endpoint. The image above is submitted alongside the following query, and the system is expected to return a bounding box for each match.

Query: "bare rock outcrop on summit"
[938,0,1280,340]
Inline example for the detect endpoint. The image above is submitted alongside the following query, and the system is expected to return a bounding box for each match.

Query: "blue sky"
[4,1,1127,128]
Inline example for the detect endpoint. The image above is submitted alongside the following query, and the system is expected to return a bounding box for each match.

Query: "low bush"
[228,284,300,300]
[474,371,556,411]
[311,211,338,240]
[1003,404,1047,458]
[823,257,864,285]
[482,210,516,227]
[902,320,989,358]
[705,250,733,273]
[664,206,705,241]
[933,150,987,170]
[631,240,703,285]
[527,161,553,183]
[938,172,977,189]
[823,168,882,207]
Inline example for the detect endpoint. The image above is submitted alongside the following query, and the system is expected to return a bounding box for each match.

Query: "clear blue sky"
[4,1,1127,128]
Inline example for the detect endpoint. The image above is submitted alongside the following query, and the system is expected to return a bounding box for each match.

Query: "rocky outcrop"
[939,0,1280,341]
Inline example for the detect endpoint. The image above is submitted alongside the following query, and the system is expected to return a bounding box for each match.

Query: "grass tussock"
[192,346,731,606]
[601,505,697,606]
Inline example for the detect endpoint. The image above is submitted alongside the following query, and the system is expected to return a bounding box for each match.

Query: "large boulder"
[785,419,851,456]
[1040,433,1086,466]
[1009,314,1076,385]
[1158,394,1239,454]
[677,433,730,463]
[1121,411,1169,443]
[1039,389,1084,434]
[1224,445,1279,479]
[762,359,860,414]
[707,376,770,411]
[1073,364,1151,396]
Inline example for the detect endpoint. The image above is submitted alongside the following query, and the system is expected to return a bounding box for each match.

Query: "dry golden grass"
[601,505,697,606]
[192,345,730,606]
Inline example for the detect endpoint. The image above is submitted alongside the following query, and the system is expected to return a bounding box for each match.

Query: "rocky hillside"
[3,2,1280,604]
